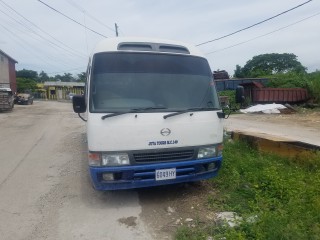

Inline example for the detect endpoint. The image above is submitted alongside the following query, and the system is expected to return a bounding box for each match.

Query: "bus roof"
[92,37,205,57]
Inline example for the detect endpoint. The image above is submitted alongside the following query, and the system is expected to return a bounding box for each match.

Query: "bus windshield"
[90,52,220,113]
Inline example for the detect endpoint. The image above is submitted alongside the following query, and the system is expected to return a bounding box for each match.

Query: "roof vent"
[117,42,190,54]
[118,43,153,51]
[159,45,190,54]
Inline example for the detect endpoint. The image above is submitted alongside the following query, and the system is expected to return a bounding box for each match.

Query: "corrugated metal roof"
[239,81,264,88]
[44,81,85,87]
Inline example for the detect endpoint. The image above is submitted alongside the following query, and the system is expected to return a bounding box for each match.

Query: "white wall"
[0,53,10,85]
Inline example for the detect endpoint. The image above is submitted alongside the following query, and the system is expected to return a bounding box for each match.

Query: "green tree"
[77,72,86,82]
[234,64,245,78]
[38,71,49,83]
[53,73,75,82]
[16,78,37,93]
[16,69,38,79]
[235,53,307,78]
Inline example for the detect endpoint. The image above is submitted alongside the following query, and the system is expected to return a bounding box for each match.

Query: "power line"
[0,11,84,69]
[0,11,68,65]
[65,0,116,33]
[0,22,69,70]
[0,0,86,59]
[206,12,320,55]
[0,10,84,71]
[37,0,108,38]
[0,2,87,62]
[46,66,86,75]
[196,0,313,46]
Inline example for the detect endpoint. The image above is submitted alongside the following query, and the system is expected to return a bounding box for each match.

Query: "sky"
[0,0,319,77]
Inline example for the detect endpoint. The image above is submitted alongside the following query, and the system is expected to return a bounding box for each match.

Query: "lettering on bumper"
[148,140,178,146]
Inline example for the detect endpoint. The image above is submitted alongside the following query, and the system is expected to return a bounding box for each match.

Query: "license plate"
[155,168,176,181]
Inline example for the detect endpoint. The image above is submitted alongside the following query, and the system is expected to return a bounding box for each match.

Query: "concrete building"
[0,50,18,93]
[43,81,85,100]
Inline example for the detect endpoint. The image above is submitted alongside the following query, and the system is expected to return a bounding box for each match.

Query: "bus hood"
[87,111,223,152]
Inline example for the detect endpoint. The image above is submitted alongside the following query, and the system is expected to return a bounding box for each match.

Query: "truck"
[0,84,14,111]
[72,37,224,190]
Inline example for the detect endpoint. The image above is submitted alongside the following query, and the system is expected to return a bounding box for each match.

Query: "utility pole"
[115,23,119,37]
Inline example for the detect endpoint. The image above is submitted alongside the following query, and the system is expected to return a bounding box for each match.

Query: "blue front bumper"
[89,157,222,190]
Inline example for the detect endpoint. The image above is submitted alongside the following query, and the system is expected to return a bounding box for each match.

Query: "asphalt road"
[0,101,154,240]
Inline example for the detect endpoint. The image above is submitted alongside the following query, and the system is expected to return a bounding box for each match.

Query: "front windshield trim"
[89,52,220,113]
[101,106,168,119]
[163,107,220,119]
[92,51,212,77]
[101,107,220,120]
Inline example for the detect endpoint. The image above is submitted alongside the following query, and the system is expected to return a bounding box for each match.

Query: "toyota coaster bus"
[73,37,224,190]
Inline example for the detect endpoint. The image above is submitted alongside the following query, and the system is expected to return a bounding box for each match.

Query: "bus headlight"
[197,144,223,159]
[101,153,130,166]
[198,146,216,159]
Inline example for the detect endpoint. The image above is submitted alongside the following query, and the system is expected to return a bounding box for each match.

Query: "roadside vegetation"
[16,78,38,93]
[16,69,86,83]
[218,90,235,105]
[15,69,87,95]
[218,71,320,107]
[230,53,320,104]
[176,140,320,240]
[266,71,320,104]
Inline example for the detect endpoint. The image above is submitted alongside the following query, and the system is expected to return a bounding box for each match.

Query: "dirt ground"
[224,109,320,146]
[138,181,216,239]
[1,101,319,240]
[0,101,153,240]
[233,109,320,128]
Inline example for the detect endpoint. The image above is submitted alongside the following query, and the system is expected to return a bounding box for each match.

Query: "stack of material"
[240,104,288,114]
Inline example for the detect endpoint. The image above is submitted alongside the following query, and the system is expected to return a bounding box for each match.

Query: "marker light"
[101,153,130,166]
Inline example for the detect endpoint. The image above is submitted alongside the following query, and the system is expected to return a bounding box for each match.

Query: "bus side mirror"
[73,95,86,113]
[235,86,245,104]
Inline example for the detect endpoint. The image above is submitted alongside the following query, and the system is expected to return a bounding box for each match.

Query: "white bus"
[73,37,224,190]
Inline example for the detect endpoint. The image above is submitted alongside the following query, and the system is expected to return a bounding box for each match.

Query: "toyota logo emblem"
[160,128,171,136]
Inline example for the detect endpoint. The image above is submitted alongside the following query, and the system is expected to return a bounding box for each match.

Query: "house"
[43,81,85,100]
[0,50,18,93]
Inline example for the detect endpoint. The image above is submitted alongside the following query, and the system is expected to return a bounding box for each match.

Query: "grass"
[175,140,320,240]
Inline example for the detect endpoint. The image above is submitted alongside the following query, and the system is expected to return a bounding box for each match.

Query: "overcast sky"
[0,0,319,77]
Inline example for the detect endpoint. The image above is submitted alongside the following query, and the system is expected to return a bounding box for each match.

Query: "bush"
[218,90,241,109]
[266,72,308,88]
[307,71,320,103]
[16,78,37,93]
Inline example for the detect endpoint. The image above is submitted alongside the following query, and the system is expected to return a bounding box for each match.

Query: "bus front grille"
[133,150,194,163]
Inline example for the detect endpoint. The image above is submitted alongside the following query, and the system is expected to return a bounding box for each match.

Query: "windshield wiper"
[101,107,167,120]
[163,107,219,119]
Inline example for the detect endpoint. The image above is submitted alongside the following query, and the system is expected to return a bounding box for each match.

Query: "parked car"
[15,93,34,105]
[68,92,75,100]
